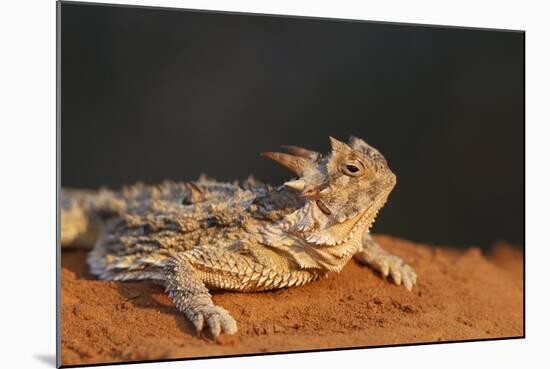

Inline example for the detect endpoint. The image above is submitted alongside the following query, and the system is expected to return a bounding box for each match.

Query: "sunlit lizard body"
[61,136,417,338]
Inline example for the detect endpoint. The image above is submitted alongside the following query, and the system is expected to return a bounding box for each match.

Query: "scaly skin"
[61,136,417,338]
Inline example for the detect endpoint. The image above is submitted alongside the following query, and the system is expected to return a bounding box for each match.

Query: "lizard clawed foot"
[355,249,417,291]
[164,254,238,338]
[185,304,238,338]
[374,254,417,291]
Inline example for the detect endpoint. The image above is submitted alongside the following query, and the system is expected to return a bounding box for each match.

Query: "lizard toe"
[200,305,238,338]
[376,254,417,291]
[390,266,402,286]
[402,264,417,291]
[391,260,417,291]
[192,313,205,333]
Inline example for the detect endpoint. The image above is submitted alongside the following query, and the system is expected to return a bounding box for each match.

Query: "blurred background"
[60,3,524,250]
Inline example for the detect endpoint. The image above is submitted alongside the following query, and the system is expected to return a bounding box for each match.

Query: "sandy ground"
[60,235,524,366]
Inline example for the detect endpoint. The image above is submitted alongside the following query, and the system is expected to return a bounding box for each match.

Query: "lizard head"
[262,136,396,246]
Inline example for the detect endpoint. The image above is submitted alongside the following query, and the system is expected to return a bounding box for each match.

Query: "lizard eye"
[341,161,365,177]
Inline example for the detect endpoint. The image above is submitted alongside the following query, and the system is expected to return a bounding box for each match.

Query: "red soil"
[60,235,524,366]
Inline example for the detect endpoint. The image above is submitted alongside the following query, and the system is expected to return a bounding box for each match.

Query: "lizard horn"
[284,179,306,191]
[261,152,316,176]
[348,135,371,152]
[281,145,320,162]
[329,136,352,152]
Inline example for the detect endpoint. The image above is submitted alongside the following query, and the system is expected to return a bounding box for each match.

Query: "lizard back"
[62,176,304,281]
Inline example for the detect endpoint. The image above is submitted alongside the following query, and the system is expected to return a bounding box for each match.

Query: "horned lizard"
[61,136,417,338]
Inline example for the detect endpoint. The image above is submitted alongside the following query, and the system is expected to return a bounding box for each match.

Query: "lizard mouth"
[315,199,332,215]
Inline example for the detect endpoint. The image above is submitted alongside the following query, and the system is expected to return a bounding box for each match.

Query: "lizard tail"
[60,188,110,248]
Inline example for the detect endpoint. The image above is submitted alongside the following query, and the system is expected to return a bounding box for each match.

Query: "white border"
[2,1,548,368]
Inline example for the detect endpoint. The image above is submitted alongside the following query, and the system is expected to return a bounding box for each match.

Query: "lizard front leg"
[164,245,318,338]
[354,232,417,291]
[164,253,237,338]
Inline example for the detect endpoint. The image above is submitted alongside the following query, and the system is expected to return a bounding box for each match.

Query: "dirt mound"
[60,235,523,366]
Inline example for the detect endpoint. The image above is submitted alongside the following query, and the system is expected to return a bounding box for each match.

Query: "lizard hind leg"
[354,232,417,291]
[163,253,237,338]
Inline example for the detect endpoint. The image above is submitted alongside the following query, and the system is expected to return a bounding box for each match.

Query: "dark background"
[60,2,524,250]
